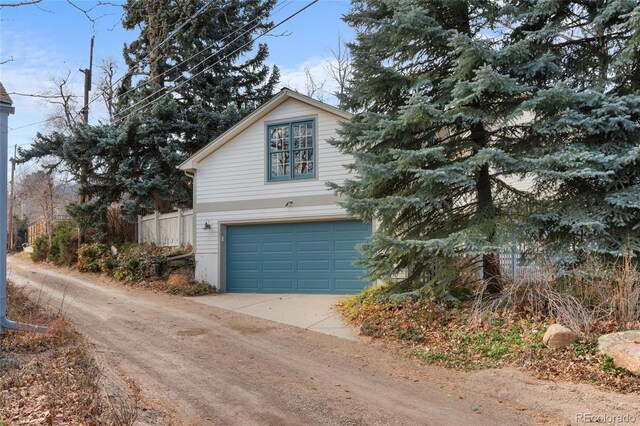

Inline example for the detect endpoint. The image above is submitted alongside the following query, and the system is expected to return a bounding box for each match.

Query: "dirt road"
[7,257,639,425]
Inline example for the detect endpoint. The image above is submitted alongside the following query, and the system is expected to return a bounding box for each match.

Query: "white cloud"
[1,30,111,148]
[277,55,342,106]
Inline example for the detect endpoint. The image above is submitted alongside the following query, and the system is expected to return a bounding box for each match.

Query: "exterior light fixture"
[203,221,211,230]
[285,200,293,207]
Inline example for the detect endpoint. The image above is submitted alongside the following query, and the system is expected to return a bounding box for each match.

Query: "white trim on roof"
[179,89,352,172]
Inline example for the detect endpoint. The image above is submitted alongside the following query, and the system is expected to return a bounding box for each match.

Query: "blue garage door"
[226,220,371,293]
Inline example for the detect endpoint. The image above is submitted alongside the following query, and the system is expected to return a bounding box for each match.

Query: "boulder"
[543,324,578,349]
[598,330,640,376]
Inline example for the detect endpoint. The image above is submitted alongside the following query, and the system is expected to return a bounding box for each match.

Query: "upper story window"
[267,119,315,181]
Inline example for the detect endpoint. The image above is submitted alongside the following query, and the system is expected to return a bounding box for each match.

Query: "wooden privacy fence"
[27,220,47,245]
[138,209,193,247]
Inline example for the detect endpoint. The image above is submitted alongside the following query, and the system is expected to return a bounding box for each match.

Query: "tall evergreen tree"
[332,0,640,293]
[117,0,280,213]
[512,1,640,263]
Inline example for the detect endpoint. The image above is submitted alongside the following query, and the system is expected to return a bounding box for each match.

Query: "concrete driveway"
[187,293,357,340]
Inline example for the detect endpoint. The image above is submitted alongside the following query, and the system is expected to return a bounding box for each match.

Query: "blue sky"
[0,0,353,156]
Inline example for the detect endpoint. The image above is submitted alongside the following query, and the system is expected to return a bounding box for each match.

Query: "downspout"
[183,169,196,251]
[0,83,47,334]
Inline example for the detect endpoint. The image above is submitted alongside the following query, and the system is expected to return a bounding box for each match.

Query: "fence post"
[177,209,184,247]
[137,215,142,243]
[511,247,517,280]
[154,211,160,246]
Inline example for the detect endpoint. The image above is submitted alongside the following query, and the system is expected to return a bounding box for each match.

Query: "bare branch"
[65,0,120,31]
[303,66,326,102]
[0,0,42,7]
[0,56,14,65]
[44,70,80,134]
[97,57,120,123]
[325,35,352,102]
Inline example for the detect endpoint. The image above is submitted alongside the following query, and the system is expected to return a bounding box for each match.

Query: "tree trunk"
[472,124,502,294]
[153,192,173,214]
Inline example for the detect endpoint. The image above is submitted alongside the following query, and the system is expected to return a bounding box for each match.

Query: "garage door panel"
[226,220,371,293]
[335,240,364,251]
[228,242,259,253]
[263,260,293,271]
[298,259,331,272]
[262,242,294,253]
[298,279,331,290]
[334,259,364,272]
[335,279,366,291]
[297,241,331,253]
[228,260,259,271]
[262,278,294,290]
[334,220,368,231]
[230,278,260,291]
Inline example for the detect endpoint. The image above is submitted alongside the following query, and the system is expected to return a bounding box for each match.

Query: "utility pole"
[7,145,15,251]
[80,36,94,125]
[77,36,94,246]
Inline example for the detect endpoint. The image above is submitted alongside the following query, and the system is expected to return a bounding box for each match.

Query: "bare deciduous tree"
[16,168,76,242]
[325,36,352,103]
[303,66,326,102]
[97,57,119,123]
[46,71,80,134]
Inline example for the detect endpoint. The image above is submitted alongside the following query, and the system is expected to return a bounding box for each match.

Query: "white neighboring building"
[180,89,373,293]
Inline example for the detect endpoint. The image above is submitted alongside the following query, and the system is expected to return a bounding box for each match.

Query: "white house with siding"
[179,89,372,293]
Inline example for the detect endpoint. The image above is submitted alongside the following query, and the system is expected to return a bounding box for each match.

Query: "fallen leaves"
[1,283,111,424]
[338,292,640,394]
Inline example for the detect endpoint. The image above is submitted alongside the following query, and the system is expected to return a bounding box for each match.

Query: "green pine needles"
[331,0,640,292]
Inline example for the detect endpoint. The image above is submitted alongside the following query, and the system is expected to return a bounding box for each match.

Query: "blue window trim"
[267,119,316,181]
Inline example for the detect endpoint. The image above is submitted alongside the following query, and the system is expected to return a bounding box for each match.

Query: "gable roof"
[179,88,352,172]
[0,82,13,105]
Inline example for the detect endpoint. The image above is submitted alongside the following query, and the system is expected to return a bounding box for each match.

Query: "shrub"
[78,243,111,272]
[31,235,49,262]
[167,280,215,297]
[47,222,78,266]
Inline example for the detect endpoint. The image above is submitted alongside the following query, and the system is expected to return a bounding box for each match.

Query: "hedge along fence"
[138,209,193,247]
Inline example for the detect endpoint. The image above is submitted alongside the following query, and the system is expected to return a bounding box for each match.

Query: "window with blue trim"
[267,120,315,181]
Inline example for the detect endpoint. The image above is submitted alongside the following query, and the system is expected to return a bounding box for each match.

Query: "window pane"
[270,152,289,177]
[294,149,313,175]
[293,123,313,149]
[270,126,289,151]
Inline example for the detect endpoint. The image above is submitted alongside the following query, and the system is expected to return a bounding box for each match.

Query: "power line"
[14,161,38,180]
[112,0,294,106]
[85,0,228,112]
[116,0,318,123]
[8,119,51,132]
[8,92,81,99]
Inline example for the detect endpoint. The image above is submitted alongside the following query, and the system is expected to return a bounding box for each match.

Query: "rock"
[598,330,640,376]
[543,324,578,348]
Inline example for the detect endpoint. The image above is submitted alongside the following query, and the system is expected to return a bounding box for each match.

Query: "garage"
[225,220,371,293]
